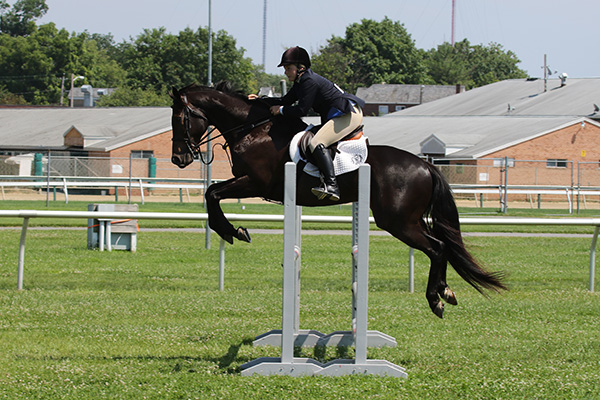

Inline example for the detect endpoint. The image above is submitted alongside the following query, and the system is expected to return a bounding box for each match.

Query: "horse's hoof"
[237,227,251,243]
[441,287,458,306]
[433,302,444,319]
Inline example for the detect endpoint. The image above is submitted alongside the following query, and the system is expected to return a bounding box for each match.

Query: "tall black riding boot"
[310,144,340,201]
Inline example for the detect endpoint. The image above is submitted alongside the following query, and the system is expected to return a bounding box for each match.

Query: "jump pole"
[240,162,323,376]
[241,162,406,377]
[316,163,406,377]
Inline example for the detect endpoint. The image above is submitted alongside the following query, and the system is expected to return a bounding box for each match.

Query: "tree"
[0,22,126,104]
[0,0,48,36]
[95,86,170,107]
[251,64,286,95]
[0,26,58,104]
[424,39,527,88]
[312,17,428,93]
[310,38,356,92]
[69,31,126,89]
[0,84,27,104]
[115,27,256,98]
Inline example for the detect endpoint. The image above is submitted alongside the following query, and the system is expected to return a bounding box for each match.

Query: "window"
[394,105,406,112]
[131,150,154,159]
[378,105,389,115]
[547,159,567,168]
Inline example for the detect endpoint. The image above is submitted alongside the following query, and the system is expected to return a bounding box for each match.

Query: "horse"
[169,82,506,318]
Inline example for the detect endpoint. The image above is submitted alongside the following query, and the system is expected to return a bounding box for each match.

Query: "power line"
[0,73,63,82]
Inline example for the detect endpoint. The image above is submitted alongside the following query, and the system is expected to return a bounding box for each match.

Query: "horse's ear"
[170,87,179,100]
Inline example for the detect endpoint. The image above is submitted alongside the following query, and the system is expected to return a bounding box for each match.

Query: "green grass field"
[1,200,600,399]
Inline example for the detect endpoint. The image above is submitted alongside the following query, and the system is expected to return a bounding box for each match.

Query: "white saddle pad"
[289,127,369,178]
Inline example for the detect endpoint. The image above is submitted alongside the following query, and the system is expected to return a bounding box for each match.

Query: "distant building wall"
[486,122,599,186]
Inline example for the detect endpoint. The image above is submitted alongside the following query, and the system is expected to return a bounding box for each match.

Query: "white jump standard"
[240,162,407,377]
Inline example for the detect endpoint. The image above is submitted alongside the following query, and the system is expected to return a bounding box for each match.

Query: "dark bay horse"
[170,82,506,318]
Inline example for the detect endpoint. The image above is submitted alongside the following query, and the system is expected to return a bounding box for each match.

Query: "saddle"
[289,124,369,178]
[297,124,365,164]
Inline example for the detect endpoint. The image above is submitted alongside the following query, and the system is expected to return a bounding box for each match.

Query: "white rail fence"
[0,177,210,204]
[0,210,598,292]
[6,178,600,213]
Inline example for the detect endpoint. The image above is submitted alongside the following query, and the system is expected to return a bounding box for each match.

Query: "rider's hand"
[248,94,259,100]
[270,105,281,115]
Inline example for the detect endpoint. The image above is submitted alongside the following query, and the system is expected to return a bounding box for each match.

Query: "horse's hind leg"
[380,218,456,318]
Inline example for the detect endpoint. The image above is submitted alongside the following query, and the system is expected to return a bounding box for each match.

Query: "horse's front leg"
[205,175,259,244]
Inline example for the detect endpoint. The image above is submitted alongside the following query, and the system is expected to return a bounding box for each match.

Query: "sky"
[35,0,599,79]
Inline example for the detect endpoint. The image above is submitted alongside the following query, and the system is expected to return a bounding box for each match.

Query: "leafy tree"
[312,17,428,93]
[0,0,47,36]
[69,31,126,89]
[0,22,126,104]
[424,39,527,88]
[0,84,27,104]
[115,27,256,97]
[0,27,59,103]
[251,65,286,95]
[95,86,170,107]
[311,38,356,92]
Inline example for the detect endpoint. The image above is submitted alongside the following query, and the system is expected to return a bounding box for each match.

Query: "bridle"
[179,105,211,156]
[174,101,275,164]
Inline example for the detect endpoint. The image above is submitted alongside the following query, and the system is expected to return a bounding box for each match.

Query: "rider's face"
[283,64,298,82]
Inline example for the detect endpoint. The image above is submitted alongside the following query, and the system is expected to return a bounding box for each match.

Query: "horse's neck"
[200,93,254,127]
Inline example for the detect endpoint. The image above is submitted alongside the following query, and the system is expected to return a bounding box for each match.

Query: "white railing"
[0,210,598,293]
[7,175,600,211]
[0,176,211,204]
[7,178,600,211]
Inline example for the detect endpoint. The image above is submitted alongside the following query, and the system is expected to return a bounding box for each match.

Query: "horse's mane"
[177,81,283,120]
[179,81,249,102]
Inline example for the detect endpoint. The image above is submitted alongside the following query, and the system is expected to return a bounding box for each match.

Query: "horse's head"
[170,86,210,169]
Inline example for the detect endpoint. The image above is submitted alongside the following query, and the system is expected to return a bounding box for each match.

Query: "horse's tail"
[425,164,507,293]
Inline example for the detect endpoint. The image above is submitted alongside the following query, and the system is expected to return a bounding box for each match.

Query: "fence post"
[46,151,51,208]
[128,152,132,204]
[503,156,509,213]
[576,161,581,214]
[17,217,29,290]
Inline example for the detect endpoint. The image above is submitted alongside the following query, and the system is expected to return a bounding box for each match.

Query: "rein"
[178,104,275,164]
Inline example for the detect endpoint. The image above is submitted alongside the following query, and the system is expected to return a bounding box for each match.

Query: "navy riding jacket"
[270,69,365,124]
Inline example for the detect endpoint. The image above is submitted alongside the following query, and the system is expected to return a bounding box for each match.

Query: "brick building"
[365,78,600,187]
[0,107,232,181]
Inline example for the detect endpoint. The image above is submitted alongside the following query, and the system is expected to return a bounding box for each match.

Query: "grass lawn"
[1,224,599,399]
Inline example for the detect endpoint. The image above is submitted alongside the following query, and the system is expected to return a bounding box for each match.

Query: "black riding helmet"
[277,46,311,69]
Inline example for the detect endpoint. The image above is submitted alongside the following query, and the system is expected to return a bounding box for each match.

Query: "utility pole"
[262,0,267,68]
[208,0,212,86]
[451,0,456,46]
[60,74,65,106]
[205,0,213,248]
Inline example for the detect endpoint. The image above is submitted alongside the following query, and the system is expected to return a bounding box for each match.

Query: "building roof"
[356,83,463,105]
[0,107,172,152]
[363,78,600,158]
[363,115,596,157]
[395,78,600,117]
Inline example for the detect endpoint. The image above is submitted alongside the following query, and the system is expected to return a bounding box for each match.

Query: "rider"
[267,46,365,201]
